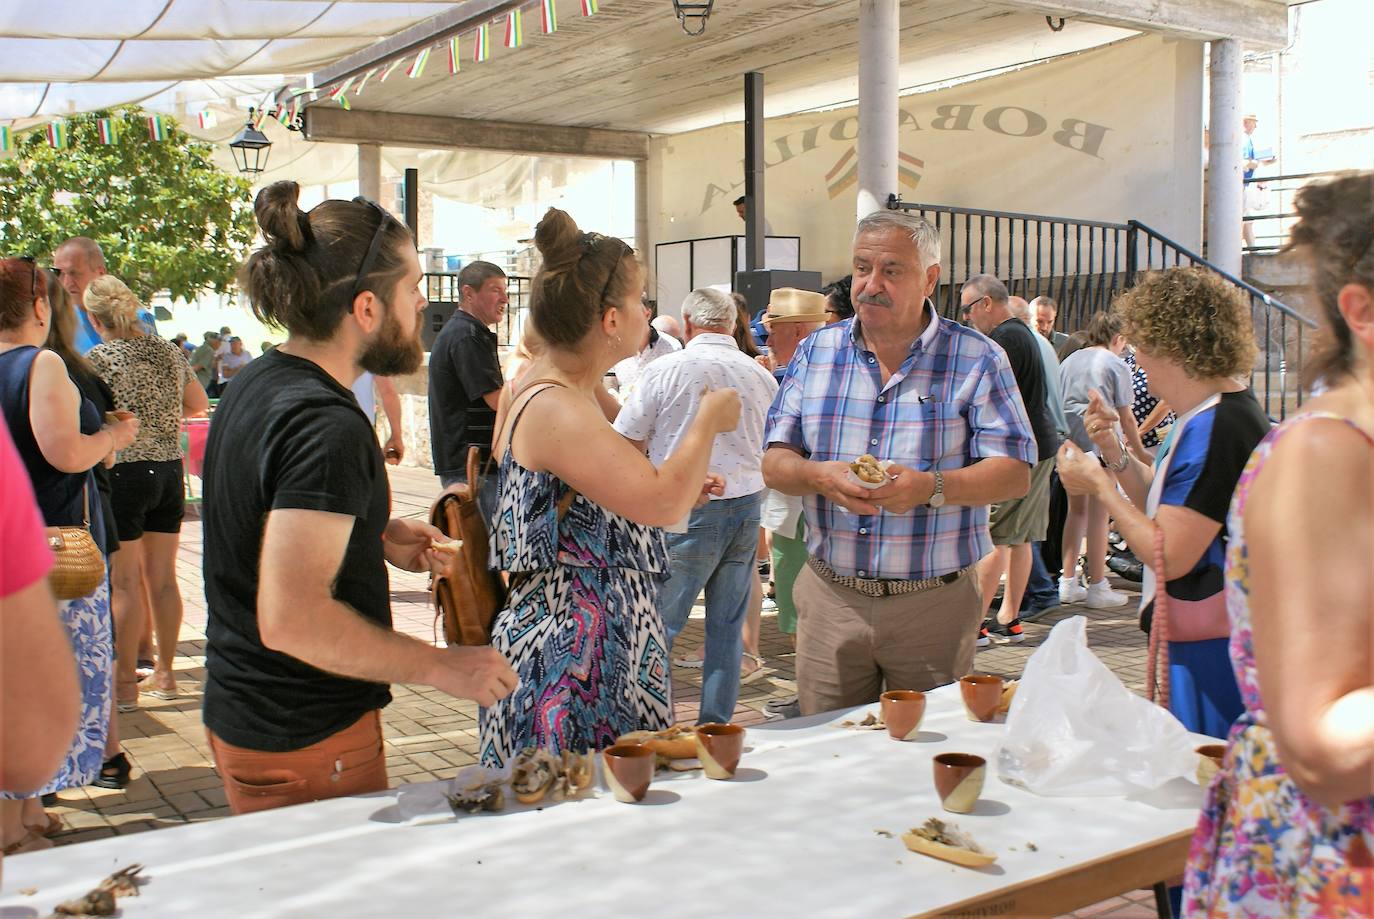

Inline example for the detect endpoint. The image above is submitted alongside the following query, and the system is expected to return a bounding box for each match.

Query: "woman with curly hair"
[1183,173,1374,915]
[1058,266,1267,742]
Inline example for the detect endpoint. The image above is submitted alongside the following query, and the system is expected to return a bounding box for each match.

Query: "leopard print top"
[88,335,196,463]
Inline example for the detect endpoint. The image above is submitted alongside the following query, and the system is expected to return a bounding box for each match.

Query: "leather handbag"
[429,378,577,647]
[46,485,105,601]
[430,445,507,647]
[1146,526,1230,707]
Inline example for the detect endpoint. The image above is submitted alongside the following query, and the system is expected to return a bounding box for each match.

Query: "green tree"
[0,106,255,303]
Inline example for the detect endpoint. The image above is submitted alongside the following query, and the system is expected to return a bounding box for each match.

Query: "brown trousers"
[208,710,388,816]
[793,564,983,715]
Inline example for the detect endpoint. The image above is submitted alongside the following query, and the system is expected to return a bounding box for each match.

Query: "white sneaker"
[1059,577,1087,605]
[761,597,778,613]
[1084,579,1130,609]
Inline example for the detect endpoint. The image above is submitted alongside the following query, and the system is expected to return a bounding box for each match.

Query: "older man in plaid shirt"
[763,210,1037,714]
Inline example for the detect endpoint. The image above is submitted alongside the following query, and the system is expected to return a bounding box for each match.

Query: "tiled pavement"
[42,465,1161,918]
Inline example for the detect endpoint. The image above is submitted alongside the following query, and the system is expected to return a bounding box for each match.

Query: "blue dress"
[0,346,113,795]
[478,389,672,767]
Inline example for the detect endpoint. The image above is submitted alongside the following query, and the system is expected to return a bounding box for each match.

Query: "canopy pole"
[856,0,898,222]
[1205,39,1243,276]
[358,143,382,203]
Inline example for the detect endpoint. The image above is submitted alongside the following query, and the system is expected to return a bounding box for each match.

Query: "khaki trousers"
[208,710,388,816]
[793,564,983,715]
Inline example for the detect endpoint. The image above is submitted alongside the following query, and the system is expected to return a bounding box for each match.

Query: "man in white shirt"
[611,303,681,398]
[615,288,778,724]
[218,337,253,390]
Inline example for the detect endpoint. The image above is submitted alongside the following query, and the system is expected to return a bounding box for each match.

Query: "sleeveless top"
[1184,411,1374,916]
[0,345,102,529]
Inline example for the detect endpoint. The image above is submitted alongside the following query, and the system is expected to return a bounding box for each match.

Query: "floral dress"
[1184,413,1374,916]
[477,387,673,767]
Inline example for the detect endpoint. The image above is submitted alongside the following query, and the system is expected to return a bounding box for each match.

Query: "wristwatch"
[928,470,946,508]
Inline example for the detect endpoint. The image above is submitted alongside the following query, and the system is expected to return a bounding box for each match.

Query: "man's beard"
[359,303,423,376]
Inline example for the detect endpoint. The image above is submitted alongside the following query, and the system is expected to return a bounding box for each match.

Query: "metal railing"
[1242,171,1345,255]
[887,196,1317,420]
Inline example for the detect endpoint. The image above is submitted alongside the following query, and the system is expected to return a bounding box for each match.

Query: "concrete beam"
[998,0,1288,47]
[306,107,650,161]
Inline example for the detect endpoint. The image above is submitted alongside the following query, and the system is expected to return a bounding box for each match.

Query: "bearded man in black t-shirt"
[202,183,516,815]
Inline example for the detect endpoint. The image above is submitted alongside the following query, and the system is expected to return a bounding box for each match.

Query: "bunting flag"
[379,59,404,82]
[251,107,268,129]
[406,47,431,78]
[473,23,490,62]
[46,121,68,149]
[447,36,461,74]
[96,117,120,144]
[541,0,558,33]
[0,126,13,153]
[355,67,379,96]
[329,76,356,108]
[289,98,301,128]
[196,110,217,130]
[505,8,524,48]
[147,115,169,141]
[275,104,291,126]
[580,0,597,16]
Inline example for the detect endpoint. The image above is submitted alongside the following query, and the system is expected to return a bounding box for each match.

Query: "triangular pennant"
[473,23,491,62]
[147,115,168,141]
[379,59,404,82]
[355,67,379,96]
[196,110,217,130]
[505,8,524,48]
[406,47,431,79]
[541,0,558,33]
[97,117,120,144]
[47,121,68,149]
[0,126,12,153]
[580,0,597,16]
[448,37,461,74]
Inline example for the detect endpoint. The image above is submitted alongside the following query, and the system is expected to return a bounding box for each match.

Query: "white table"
[0,684,1204,918]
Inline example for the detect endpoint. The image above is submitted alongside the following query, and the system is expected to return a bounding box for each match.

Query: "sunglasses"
[582,232,629,305]
[959,295,987,316]
[18,256,41,304]
[350,196,395,304]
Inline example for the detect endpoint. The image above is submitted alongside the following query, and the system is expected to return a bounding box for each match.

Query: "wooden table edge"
[906,828,1193,919]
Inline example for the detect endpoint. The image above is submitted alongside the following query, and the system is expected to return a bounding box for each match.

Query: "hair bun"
[255,181,313,254]
[534,207,582,272]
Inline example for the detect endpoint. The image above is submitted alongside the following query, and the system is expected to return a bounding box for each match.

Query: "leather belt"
[808,558,971,598]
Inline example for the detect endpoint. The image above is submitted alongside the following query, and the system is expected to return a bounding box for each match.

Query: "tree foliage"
[0,106,255,303]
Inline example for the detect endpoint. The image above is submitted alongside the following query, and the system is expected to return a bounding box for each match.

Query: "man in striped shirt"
[762,210,1036,714]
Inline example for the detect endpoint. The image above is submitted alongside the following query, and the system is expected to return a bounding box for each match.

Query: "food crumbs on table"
[1027,842,1038,851]
[875,829,894,838]
[19,888,36,896]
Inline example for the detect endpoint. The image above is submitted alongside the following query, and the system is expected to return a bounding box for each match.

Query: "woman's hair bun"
[534,207,582,273]
[254,181,313,254]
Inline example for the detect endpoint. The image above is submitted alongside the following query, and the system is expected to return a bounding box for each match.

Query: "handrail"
[1127,221,1316,327]
[888,194,1129,231]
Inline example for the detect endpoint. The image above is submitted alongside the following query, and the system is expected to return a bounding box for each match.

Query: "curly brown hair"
[1287,171,1374,388]
[1112,266,1257,379]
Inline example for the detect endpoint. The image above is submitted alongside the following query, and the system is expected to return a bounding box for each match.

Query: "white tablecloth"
[0,685,1206,917]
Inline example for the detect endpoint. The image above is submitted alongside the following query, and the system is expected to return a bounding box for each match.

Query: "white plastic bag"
[996,616,1198,796]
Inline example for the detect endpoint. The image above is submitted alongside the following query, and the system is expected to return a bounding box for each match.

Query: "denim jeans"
[439,472,499,526]
[659,492,763,725]
[1020,540,1059,613]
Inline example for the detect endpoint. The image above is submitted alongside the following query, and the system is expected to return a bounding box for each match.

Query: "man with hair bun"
[202,183,516,814]
[428,260,508,515]
[614,288,777,724]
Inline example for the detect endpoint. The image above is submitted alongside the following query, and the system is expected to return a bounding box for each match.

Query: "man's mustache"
[856,292,892,308]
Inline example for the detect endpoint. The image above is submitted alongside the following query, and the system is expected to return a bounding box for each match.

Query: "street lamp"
[672,0,713,35]
[228,110,272,175]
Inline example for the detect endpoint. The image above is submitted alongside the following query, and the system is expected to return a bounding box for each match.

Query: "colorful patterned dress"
[478,391,673,767]
[1184,412,1374,916]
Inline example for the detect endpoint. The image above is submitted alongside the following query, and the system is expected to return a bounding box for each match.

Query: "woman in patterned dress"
[1183,172,1374,916]
[479,209,740,767]
[0,258,139,853]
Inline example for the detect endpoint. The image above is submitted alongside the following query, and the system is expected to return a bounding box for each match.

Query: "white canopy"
[0,1,458,122]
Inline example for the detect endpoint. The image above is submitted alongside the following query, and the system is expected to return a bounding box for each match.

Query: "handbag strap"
[1146,524,1171,709]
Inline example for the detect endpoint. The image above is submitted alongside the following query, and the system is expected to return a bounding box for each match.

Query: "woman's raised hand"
[698,388,742,434]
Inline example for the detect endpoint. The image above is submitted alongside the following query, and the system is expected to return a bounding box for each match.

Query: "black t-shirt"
[201,349,392,752]
[989,318,1058,462]
[428,309,503,475]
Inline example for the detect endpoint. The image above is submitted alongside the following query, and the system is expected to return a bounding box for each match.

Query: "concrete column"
[856,0,899,222]
[1205,39,1243,277]
[634,158,649,283]
[357,143,382,202]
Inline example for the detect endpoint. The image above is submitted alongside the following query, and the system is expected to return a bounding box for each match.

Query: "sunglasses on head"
[18,256,41,304]
[350,197,395,304]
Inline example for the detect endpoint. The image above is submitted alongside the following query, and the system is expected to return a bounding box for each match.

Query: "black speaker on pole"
[734,269,823,317]
[403,168,419,241]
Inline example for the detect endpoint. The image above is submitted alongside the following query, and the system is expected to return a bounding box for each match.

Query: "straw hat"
[762,288,828,325]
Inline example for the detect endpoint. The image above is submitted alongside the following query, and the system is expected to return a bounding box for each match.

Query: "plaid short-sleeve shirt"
[764,305,1036,580]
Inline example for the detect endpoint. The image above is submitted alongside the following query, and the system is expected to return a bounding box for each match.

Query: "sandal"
[24,812,62,837]
[115,678,140,713]
[673,654,704,669]
[3,829,53,855]
[740,653,768,685]
[135,657,156,679]
[141,672,178,701]
[92,753,133,790]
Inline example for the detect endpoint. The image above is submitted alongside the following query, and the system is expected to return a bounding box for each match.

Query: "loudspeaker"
[734,269,823,316]
[422,301,457,351]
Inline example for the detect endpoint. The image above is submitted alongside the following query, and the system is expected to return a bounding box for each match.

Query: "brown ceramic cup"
[694,723,745,779]
[880,690,927,741]
[1195,743,1226,786]
[602,744,655,803]
[960,674,1005,722]
[933,752,987,814]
